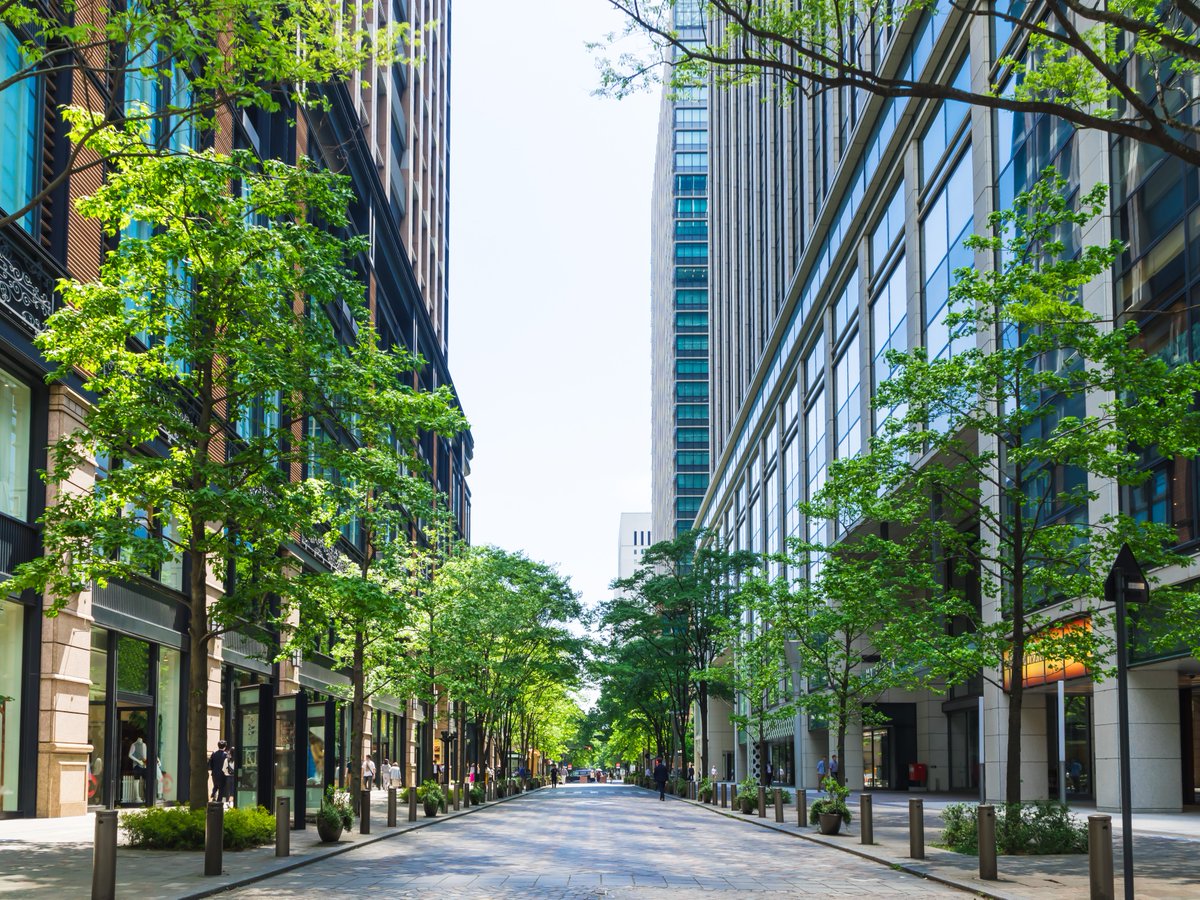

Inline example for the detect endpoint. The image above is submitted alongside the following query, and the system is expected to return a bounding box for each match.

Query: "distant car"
[573,768,593,782]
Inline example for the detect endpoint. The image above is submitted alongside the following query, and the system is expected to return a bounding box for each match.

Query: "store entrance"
[863,727,893,789]
[117,706,153,806]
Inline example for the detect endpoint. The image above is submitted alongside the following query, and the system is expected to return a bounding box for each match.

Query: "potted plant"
[469,784,485,806]
[738,777,759,814]
[809,776,852,835]
[697,777,713,803]
[416,779,444,818]
[317,787,353,842]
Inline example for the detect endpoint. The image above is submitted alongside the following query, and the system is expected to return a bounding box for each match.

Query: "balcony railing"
[0,512,38,576]
[0,225,60,335]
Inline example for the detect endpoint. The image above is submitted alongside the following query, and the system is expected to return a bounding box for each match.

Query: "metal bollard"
[360,789,371,834]
[797,788,807,827]
[758,785,766,818]
[204,802,223,876]
[408,787,418,821]
[452,783,460,811]
[909,797,925,860]
[275,797,290,857]
[1088,815,1114,900]
[721,783,728,808]
[774,788,783,822]
[731,784,738,807]
[860,793,873,845]
[91,809,118,900]
[388,787,398,827]
[978,804,997,880]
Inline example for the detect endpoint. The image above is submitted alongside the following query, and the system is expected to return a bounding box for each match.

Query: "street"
[227,784,961,898]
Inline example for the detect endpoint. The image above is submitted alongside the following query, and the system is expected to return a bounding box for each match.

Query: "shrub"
[319,786,353,831]
[470,785,485,804]
[940,802,1088,855]
[673,778,689,797]
[809,777,852,825]
[122,805,275,851]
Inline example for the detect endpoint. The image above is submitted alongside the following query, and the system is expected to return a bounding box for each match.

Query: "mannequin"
[129,737,148,802]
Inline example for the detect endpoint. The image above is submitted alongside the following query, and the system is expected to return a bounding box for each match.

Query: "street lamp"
[1106,544,1147,900]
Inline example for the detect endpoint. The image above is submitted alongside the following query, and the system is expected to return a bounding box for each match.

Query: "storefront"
[1047,694,1095,800]
[765,740,793,785]
[87,625,184,808]
[0,597,34,817]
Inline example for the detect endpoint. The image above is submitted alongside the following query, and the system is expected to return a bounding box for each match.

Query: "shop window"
[157,648,181,802]
[0,601,24,811]
[88,629,109,807]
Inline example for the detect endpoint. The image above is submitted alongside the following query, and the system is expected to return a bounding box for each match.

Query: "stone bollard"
[91,809,118,900]
[408,787,418,821]
[860,794,873,845]
[388,787,398,827]
[360,789,371,834]
[758,785,766,818]
[978,804,997,880]
[275,797,290,857]
[205,802,223,876]
[797,788,807,827]
[1088,815,1114,900]
[774,788,783,823]
[909,797,924,860]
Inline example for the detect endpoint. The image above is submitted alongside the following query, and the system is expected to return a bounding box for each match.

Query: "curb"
[181,787,538,899]
[631,785,1003,899]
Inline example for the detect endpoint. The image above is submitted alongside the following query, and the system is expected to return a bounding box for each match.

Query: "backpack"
[223,753,235,776]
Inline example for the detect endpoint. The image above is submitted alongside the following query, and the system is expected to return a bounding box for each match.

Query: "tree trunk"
[351,629,365,814]
[698,680,710,774]
[187,543,210,809]
[1006,497,1027,805]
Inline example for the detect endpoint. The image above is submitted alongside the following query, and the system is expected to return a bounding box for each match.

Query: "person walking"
[687,764,695,782]
[765,762,774,787]
[391,758,402,788]
[380,758,391,790]
[816,756,827,785]
[653,758,669,801]
[222,746,236,807]
[363,756,376,791]
[550,764,559,788]
[830,754,839,782]
[208,740,228,802]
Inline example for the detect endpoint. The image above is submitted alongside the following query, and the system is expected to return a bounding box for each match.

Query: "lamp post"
[1106,544,1147,900]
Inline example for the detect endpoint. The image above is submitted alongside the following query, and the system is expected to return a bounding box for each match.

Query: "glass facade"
[0,366,31,520]
[0,26,40,233]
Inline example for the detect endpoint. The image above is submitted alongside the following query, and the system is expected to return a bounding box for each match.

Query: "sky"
[448,1,660,617]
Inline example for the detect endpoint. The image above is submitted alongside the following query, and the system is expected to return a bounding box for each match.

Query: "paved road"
[227,784,963,898]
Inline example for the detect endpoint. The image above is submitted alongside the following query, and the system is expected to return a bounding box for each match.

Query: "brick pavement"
[225,784,962,898]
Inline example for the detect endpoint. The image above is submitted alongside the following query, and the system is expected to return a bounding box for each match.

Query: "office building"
[0,1,471,818]
[616,513,652,589]
[700,8,1199,811]
[650,0,711,541]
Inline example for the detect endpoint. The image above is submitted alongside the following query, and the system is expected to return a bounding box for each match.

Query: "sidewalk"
[693,786,1200,899]
[0,787,526,899]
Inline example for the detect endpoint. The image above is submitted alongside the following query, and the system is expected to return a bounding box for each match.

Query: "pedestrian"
[765,762,773,787]
[380,758,391,790]
[816,756,827,786]
[687,764,695,782]
[653,757,669,801]
[550,764,559,788]
[830,754,839,781]
[222,746,236,807]
[208,740,228,802]
[363,755,376,790]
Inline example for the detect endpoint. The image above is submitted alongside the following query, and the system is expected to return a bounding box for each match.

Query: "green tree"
[0,0,421,226]
[10,120,378,807]
[609,528,757,774]
[599,0,1200,167]
[833,171,1200,802]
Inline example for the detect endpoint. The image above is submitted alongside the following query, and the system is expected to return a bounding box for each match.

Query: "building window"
[676,428,708,446]
[871,184,905,276]
[833,333,861,460]
[676,382,709,400]
[675,266,708,285]
[674,108,708,127]
[871,255,908,427]
[675,289,707,308]
[675,197,708,217]
[675,174,707,194]
[677,473,709,491]
[677,450,710,468]
[922,152,974,363]
[675,219,708,240]
[677,358,709,377]
[675,130,707,147]
[920,58,970,185]
[0,599,24,812]
[675,311,708,328]
[675,242,708,261]
[676,404,708,422]
[676,334,709,353]
[0,366,31,521]
[0,26,40,233]
[675,151,708,171]
[676,496,702,517]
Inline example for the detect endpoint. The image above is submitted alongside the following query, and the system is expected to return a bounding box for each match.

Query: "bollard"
[721,783,728,808]
[388,787,397,827]
[860,793,873,845]
[204,802,223,876]
[797,788,807,827]
[91,809,118,900]
[1088,815,1114,900]
[909,797,925,860]
[408,787,418,821]
[978,804,997,880]
[360,789,371,834]
[774,788,783,823]
[275,797,290,857]
[758,785,766,818]
[452,783,460,811]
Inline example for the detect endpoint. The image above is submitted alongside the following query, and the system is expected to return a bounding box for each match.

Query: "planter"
[316,818,343,843]
[423,800,439,818]
[740,797,756,814]
[817,812,843,835]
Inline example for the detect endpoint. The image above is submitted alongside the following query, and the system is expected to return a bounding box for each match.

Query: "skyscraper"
[650,0,710,541]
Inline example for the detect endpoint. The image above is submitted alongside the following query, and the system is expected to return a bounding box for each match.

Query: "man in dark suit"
[208,740,228,801]
[653,758,669,801]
